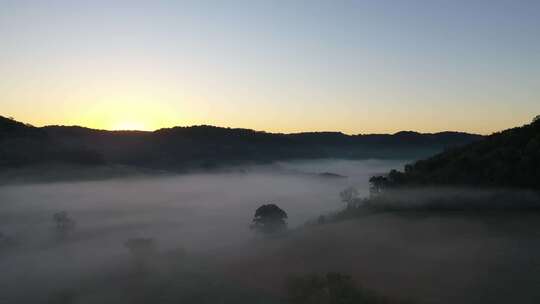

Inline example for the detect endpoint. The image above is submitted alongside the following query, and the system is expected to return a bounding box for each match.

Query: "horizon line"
[2,115,487,136]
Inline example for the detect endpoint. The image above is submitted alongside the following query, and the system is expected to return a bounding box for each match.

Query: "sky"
[1,0,539,134]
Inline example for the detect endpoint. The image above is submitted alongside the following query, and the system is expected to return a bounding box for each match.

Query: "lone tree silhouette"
[251,204,288,234]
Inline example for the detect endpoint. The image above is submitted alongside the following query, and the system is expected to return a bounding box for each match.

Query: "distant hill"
[375,116,540,190]
[0,116,482,172]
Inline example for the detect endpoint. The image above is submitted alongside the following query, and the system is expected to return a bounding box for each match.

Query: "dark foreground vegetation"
[0,115,481,173]
[287,272,411,304]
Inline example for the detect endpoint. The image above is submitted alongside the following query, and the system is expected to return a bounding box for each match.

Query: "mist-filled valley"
[3,1,540,302]
[2,158,540,304]
[1,159,406,303]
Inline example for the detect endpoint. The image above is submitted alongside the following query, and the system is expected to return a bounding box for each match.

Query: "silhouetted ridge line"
[0,115,482,172]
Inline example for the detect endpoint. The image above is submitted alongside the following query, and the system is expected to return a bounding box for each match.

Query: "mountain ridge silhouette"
[0,115,483,172]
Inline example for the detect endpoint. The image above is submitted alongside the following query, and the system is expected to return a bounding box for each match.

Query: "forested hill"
[0,116,482,171]
[376,116,540,190]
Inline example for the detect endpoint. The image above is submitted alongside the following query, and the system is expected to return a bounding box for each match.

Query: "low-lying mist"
[2,159,540,304]
[0,159,405,303]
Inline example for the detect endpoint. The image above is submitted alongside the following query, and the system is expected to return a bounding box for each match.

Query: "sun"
[111,121,148,131]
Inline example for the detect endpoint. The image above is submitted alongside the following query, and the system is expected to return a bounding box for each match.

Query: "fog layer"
[3,159,539,304]
[0,159,404,303]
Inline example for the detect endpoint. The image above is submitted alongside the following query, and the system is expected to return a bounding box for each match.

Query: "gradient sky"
[1,0,539,134]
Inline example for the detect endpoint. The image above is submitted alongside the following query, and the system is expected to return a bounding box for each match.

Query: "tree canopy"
[372,118,540,190]
[251,204,288,234]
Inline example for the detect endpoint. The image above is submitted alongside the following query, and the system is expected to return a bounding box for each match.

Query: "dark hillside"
[0,116,482,172]
[375,117,540,190]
